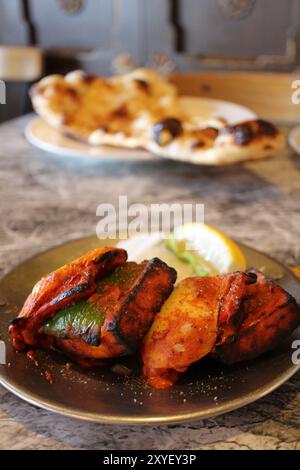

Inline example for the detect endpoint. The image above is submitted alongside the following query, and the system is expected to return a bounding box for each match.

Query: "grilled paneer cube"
[215,270,300,364]
[9,247,127,351]
[142,272,253,388]
[9,248,176,365]
[142,269,300,388]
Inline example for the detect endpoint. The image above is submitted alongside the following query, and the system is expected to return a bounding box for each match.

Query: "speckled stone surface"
[0,115,300,450]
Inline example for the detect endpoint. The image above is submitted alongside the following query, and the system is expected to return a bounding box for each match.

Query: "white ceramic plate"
[289,125,300,156]
[179,96,256,125]
[25,117,154,161]
[25,96,256,161]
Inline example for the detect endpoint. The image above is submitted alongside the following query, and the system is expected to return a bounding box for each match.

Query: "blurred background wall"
[0,0,300,122]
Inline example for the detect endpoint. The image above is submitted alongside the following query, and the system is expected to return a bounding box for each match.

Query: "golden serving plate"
[0,236,299,425]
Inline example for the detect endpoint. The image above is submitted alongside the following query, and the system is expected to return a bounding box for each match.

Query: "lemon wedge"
[168,223,247,275]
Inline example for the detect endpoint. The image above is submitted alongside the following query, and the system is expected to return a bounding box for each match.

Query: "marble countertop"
[0,115,300,450]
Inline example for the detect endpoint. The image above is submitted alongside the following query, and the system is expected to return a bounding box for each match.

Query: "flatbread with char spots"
[147,119,286,165]
[31,69,285,165]
[30,68,181,149]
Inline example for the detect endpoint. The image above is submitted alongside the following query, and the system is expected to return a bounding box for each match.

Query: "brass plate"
[0,236,299,425]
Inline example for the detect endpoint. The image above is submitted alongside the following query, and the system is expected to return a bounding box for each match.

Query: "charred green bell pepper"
[42,263,144,346]
[43,300,105,346]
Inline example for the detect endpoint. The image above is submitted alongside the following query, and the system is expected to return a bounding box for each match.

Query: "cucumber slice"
[165,238,211,277]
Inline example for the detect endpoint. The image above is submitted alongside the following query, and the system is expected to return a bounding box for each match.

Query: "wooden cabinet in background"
[1,0,300,72]
[0,0,299,121]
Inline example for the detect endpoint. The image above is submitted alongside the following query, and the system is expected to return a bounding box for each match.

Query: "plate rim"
[289,125,300,156]
[178,95,257,122]
[24,117,154,161]
[0,236,299,425]
[1,361,299,425]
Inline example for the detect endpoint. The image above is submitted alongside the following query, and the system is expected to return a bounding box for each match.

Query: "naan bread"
[30,68,180,149]
[31,68,286,165]
[147,119,286,165]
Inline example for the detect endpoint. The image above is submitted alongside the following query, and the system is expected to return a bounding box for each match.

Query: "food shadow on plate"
[19,330,299,398]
